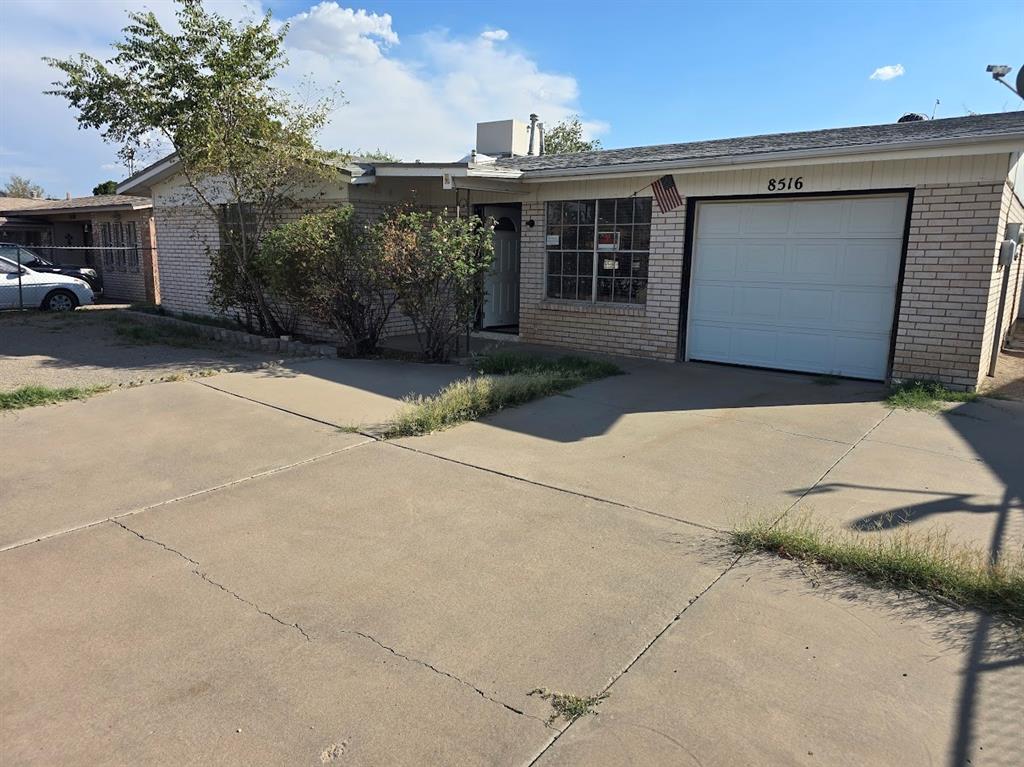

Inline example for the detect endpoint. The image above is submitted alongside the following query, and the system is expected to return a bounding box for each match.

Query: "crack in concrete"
[340,628,550,727]
[526,552,744,765]
[111,520,544,724]
[111,520,311,642]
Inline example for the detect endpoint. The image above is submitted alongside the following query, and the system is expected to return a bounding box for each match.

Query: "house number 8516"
[767,177,803,191]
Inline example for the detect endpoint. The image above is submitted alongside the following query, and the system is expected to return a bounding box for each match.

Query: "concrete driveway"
[2,356,1021,766]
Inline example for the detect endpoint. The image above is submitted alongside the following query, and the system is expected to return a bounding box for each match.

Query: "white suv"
[0,255,94,311]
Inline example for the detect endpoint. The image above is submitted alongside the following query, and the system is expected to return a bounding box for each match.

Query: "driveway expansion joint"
[111,520,312,642]
[0,442,372,554]
[387,441,721,534]
[525,551,745,766]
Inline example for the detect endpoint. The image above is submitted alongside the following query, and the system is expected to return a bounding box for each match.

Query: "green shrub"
[259,207,395,356]
[373,207,494,362]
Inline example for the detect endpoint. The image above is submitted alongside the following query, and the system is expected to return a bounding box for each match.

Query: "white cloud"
[0,0,603,192]
[277,4,602,160]
[286,3,397,63]
[869,64,905,81]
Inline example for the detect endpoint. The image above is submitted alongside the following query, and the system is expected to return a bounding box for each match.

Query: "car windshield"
[20,248,52,266]
[0,255,24,274]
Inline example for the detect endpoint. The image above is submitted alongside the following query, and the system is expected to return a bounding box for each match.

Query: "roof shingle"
[497,111,1024,174]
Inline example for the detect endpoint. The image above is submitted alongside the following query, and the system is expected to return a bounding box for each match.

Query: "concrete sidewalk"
[2,358,1021,766]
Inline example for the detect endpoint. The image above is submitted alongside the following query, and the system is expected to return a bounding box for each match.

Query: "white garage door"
[686,194,907,380]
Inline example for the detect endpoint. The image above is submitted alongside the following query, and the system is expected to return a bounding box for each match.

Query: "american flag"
[651,174,683,213]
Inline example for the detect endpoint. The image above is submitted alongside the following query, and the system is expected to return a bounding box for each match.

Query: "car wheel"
[42,289,79,312]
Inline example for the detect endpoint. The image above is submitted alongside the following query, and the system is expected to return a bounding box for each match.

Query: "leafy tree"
[373,208,494,362]
[92,180,118,195]
[2,175,46,198]
[337,148,401,162]
[544,115,601,154]
[259,207,396,356]
[45,0,340,336]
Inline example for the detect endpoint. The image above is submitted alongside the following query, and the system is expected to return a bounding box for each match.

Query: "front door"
[482,206,521,328]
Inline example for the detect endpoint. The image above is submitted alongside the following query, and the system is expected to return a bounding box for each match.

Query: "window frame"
[545,197,651,306]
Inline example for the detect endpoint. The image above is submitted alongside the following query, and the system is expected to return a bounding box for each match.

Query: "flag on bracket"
[651,174,683,213]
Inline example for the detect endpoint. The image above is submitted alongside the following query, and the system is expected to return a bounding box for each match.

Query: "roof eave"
[515,133,1024,182]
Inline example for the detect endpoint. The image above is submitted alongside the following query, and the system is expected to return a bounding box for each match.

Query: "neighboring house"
[0,195,160,304]
[119,111,1024,390]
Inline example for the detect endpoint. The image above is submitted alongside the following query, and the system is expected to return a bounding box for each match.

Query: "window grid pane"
[546,197,650,305]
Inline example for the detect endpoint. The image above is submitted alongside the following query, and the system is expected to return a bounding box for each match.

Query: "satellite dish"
[897,113,928,123]
[1018,66,1024,98]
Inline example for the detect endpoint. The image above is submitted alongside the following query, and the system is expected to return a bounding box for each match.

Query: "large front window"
[546,197,651,305]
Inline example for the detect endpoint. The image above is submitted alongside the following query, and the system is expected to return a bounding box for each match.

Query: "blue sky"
[1,0,1021,196]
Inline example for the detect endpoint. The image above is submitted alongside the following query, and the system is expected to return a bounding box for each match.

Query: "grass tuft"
[887,380,978,411]
[528,688,609,725]
[384,353,621,438]
[732,513,1024,620]
[112,319,205,348]
[0,384,110,411]
[473,350,622,379]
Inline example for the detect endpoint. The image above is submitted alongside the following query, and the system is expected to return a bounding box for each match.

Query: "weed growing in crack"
[528,688,609,725]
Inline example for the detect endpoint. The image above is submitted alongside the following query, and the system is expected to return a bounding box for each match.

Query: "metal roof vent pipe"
[528,113,542,156]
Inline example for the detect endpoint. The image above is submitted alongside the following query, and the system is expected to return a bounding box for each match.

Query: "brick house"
[0,195,160,303]
[120,111,1024,390]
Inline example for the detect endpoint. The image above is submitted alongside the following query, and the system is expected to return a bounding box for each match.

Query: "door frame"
[677,187,915,380]
[478,203,522,329]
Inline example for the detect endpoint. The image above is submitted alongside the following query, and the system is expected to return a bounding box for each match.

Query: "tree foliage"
[2,175,46,199]
[544,115,601,154]
[373,208,494,362]
[45,0,340,336]
[92,180,118,195]
[336,148,401,162]
[259,207,396,356]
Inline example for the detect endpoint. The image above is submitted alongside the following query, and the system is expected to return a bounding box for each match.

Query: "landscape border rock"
[121,310,337,359]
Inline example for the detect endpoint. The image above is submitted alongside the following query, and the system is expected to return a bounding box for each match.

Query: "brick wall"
[981,182,1024,376]
[892,182,1009,390]
[93,211,156,304]
[518,198,685,360]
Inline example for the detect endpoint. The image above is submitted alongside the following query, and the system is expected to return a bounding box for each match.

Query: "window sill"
[538,299,646,317]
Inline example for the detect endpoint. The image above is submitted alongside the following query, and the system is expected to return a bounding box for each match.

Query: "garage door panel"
[833,336,891,379]
[793,244,840,280]
[688,195,906,380]
[736,244,786,279]
[785,288,834,323]
[735,286,782,320]
[837,289,895,331]
[698,243,738,277]
[744,202,792,234]
[699,204,744,234]
[691,284,735,319]
[841,242,902,283]
[792,200,845,234]
[847,196,907,235]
